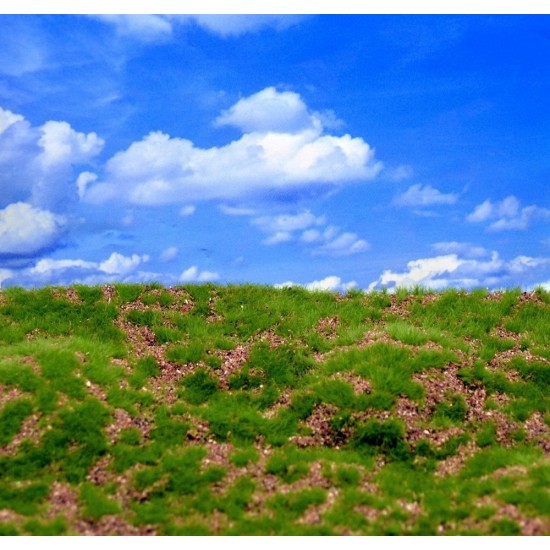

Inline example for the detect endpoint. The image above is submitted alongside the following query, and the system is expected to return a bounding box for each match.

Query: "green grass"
[0,283,548,535]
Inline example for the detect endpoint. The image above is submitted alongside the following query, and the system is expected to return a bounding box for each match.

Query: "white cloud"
[466,195,550,231]
[160,247,178,262]
[218,205,256,216]
[263,232,293,246]
[92,15,304,41]
[180,266,220,283]
[76,171,98,199]
[393,184,459,207]
[17,251,151,287]
[431,241,488,258]
[300,229,322,243]
[0,105,104,212]
[92,15,173,41]
[179,205,196,217]
[253,211,369,256]
[0,202,67,256]
[83,87,382,206]
[276,275,357,293]
[313,231,369,256]
[369,250,550,291]
[99,252,150,276]
[30,258,97,275]
[0,107,23,134]
[467,199,495,223]
[177,15,304,37]
[386,165,414,182]
[253,211,325,234]
[38,121,104,168]
[216,87,313,133]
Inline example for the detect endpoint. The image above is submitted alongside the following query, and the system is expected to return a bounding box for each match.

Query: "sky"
[0,13,549,292]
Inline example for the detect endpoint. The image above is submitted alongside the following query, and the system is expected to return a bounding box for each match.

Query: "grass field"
[0,283,549,535]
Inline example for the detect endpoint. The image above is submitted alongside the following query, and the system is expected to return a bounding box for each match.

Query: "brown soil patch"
[258,329,286,348]
[524,412,550,453]
[317,316,339,339]
[105,408,153,444]
[331,372,372,394]
[0,384,24,408]
[290,403,338,447]
[211,344,250,389]
[262,388,292,419]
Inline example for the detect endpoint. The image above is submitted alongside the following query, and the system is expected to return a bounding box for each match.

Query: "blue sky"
[1,14,549,291]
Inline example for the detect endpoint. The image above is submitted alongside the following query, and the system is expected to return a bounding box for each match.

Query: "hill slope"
[0,284,549,535]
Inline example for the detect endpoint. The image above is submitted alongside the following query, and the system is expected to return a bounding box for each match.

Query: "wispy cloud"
[159,247,178,262]
[179,205,196,217]
[393,183,459,207]
[253,211,369,256]
[90,15,306,41]
[218,205,256,216]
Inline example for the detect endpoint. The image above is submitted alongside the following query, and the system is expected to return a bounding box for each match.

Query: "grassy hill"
[0,283,549,535]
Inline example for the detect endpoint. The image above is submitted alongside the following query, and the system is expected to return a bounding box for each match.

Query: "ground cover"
[0,283,549,535]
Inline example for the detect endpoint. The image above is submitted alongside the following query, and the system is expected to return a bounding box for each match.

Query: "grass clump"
[352,419,410,460]
[180,369,219,405]
[0,399,34,446]
[80,483,121,520]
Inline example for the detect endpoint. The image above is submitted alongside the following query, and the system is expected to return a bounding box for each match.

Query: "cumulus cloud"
[276,275,357,293]
[180,266,220,283]
[393,184,459,207]
[215,87,313,133]
[369,249,550,291]
[466,195,550,231]
[0,105,104,212]
[83,87,382,206]
[92,15,304,41]
[0,202,67,256]
[99,252,150,275]
[38,121,104,168]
